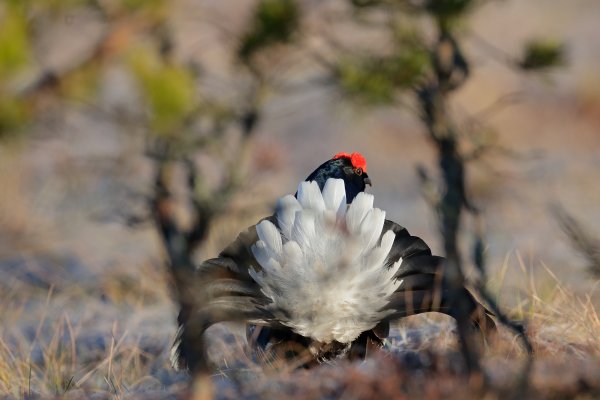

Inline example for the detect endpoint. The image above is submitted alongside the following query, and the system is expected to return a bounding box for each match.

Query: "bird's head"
[301,152,371,203]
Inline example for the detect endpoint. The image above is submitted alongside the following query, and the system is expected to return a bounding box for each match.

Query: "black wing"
[379,219,495,332]
[171,217,281,373]
[342,220,494,360]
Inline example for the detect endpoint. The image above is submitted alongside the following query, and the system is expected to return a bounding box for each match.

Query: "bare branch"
[472,91,525,121]
[552,204,600,278]
[21,16,161,101]
[467,30,521,71]
[415,164,440,211]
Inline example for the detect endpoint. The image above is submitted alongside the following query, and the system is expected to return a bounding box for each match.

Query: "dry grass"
[1,243,599,399]
[0,257,185,398]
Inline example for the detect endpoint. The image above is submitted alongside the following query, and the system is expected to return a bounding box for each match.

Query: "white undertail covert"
[250,179,403,344]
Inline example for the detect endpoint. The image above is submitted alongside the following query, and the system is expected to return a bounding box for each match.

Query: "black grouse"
[171,152,495,373]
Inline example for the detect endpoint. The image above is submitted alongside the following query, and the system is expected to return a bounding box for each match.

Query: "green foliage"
[119,0,167,15]
[0,4,31,76]
[424,0,475,17]
[0,98,29,138]
[337,39,429,105]
[520,39,565,71]
[349,0,382,7]
[0,3,31,137]
[129,49,196,136]
[338,59,394,104]
[238,0,299,61]
[25,0,91,12]
[61,65,101,102]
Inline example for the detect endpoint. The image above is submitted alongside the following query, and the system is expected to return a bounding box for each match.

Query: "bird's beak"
[364,177,372,187]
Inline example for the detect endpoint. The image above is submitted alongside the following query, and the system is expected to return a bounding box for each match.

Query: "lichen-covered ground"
[2,256,600,399]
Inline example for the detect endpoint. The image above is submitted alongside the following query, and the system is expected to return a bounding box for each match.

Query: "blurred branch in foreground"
[553,204,600,278]
[416,27,483,377]
[150,0,300,394]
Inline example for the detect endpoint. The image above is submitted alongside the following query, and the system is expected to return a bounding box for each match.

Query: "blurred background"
[1,0,599,397]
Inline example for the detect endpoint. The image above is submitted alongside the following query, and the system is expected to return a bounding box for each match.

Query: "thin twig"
[552,204,600,278]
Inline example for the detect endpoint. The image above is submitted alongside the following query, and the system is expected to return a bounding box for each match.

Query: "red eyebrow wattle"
[332,152,367,173]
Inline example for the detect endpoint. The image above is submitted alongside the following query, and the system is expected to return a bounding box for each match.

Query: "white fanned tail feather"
[249,178,403,344]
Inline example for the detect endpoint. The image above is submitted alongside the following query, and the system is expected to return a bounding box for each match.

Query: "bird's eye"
[354,167,363,176]
[343,166,354,175]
